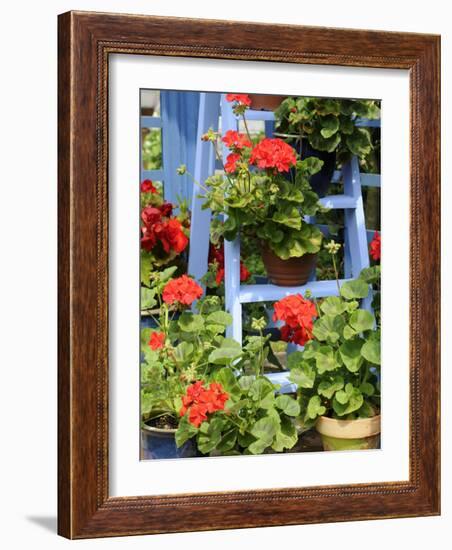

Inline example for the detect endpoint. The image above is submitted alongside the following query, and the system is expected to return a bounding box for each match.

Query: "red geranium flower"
[222,130,252,150]
[162,275,203,306]
[141,206,162,228]
[209,243,250,285]
[250,137,296,173]
[159,202,173,217]
[158,218,189,254]
[180,381,229,427]
[224,152,241,173]
[141,226,157,251]
[274,294,317,346]
[148,331,165,350]
[369,231,381,261]
[225,93,251,106]
[141,179,158,193]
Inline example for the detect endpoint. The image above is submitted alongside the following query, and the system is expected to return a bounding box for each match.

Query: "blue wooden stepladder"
[188,93,380,390]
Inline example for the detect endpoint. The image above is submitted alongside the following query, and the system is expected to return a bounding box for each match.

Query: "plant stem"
[332,254,341,296]
[241,112,253,143]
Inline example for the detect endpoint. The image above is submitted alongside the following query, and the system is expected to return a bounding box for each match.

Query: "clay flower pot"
[261,246,317,286]
[249,94,287,111]
[315,415,381,451]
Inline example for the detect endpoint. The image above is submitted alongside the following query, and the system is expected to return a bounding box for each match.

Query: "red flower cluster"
[273,294,317,347]
[209,243,250,285]
[140,205,188,254]
[162,275,203,306]
[222,130,252,150]
[141,179,158,194]
[148,331,165,350]
[179,381,229,428]
[250,137,297,173]
[225,93,251,106]
[369,231,381,261]
[224,152,241,174]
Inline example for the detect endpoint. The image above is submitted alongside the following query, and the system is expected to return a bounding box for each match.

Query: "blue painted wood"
[187,93,221,282]
[141,169,164,181]
[319,194,358,209]
[265,372,297,394]
[222,95,244,341]
[331,170,380,188]
[161,91,200,205]
[141,116,163,128]
[239,279,353,304]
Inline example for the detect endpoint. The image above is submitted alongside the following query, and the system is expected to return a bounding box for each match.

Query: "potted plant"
[141,269,243,458]
[287,241,381,451]
[247,93,287,111]
[274,97,380,196]
[175,320,301,456]
[189,94,327,286]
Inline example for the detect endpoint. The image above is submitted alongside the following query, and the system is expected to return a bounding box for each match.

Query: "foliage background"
[0,1,449,549]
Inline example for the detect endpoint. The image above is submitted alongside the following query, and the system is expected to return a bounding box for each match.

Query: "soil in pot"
[248,94,287,111]
[141,414,197,459]
[315,415,381,451]
[262,246,317,286]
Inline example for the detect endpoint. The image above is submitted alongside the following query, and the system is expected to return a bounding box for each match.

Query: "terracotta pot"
[249,94,287,111]
[315,415,381,451]
[261,246,317,286]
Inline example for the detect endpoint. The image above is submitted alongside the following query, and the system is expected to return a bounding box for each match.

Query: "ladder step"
[319,195,358,209]
[265,371,297,394]
[239,279,353,303]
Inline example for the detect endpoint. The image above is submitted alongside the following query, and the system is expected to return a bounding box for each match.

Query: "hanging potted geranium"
[274,97,380,196]
[193,94,327,287]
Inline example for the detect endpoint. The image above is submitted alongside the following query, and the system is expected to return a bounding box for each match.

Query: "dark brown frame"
[58,10,440,539]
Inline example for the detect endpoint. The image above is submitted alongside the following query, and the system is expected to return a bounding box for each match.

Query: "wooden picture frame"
[58,11,440,538]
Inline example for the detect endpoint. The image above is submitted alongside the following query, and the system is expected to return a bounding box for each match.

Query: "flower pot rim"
[141,422,177,435]
[315,414,381,439]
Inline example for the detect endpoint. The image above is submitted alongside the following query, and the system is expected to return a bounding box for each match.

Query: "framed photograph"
[58,11,440,538]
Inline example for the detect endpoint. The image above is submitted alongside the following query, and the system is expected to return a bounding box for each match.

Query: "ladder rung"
[319,195,358,209]
[239,279,354,304]
[265,371,297,394]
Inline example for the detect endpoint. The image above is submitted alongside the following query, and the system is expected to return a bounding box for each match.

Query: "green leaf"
[308,130,341,153]
[141,287,157,310]
[272,416,298,452]
[358,266,381,284]
[250,415,279,442]
[349,309,375,333]
[315,346,339,374]
[313,315,345,345]
[159,265,178,282]
[287,351,303,370]
[272,205,302,230]
[319,115,340,138]
[214,367,241,395]
[174,341,194,362]
[345,128,372,158]
[197,416,226,454]
[178,312,204,332]
[340,279,370,300]
[359,382,375,396]
[175,414,198,447]
[238,376,255,391]
[249,378,276,410]
[289,363,316,389]
[298,156,324,176]
[208,342,242,365]
[333,387,364,416]
[318,375,344,399]
[140,252,152,285]
[361,339,381,365]
[320,296,348,316]
[270,223,323,260]
[306,395,326,419]
[339,338,364,372]
[275,395,300,417]
[206,310,233,327]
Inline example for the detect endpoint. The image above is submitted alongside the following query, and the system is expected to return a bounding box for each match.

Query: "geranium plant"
[176,367,301,456]
[287,241,381,430]
[194,94,326,263]
[140,179,190,285]
[275,97,381,163]
[141,269,240,426]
